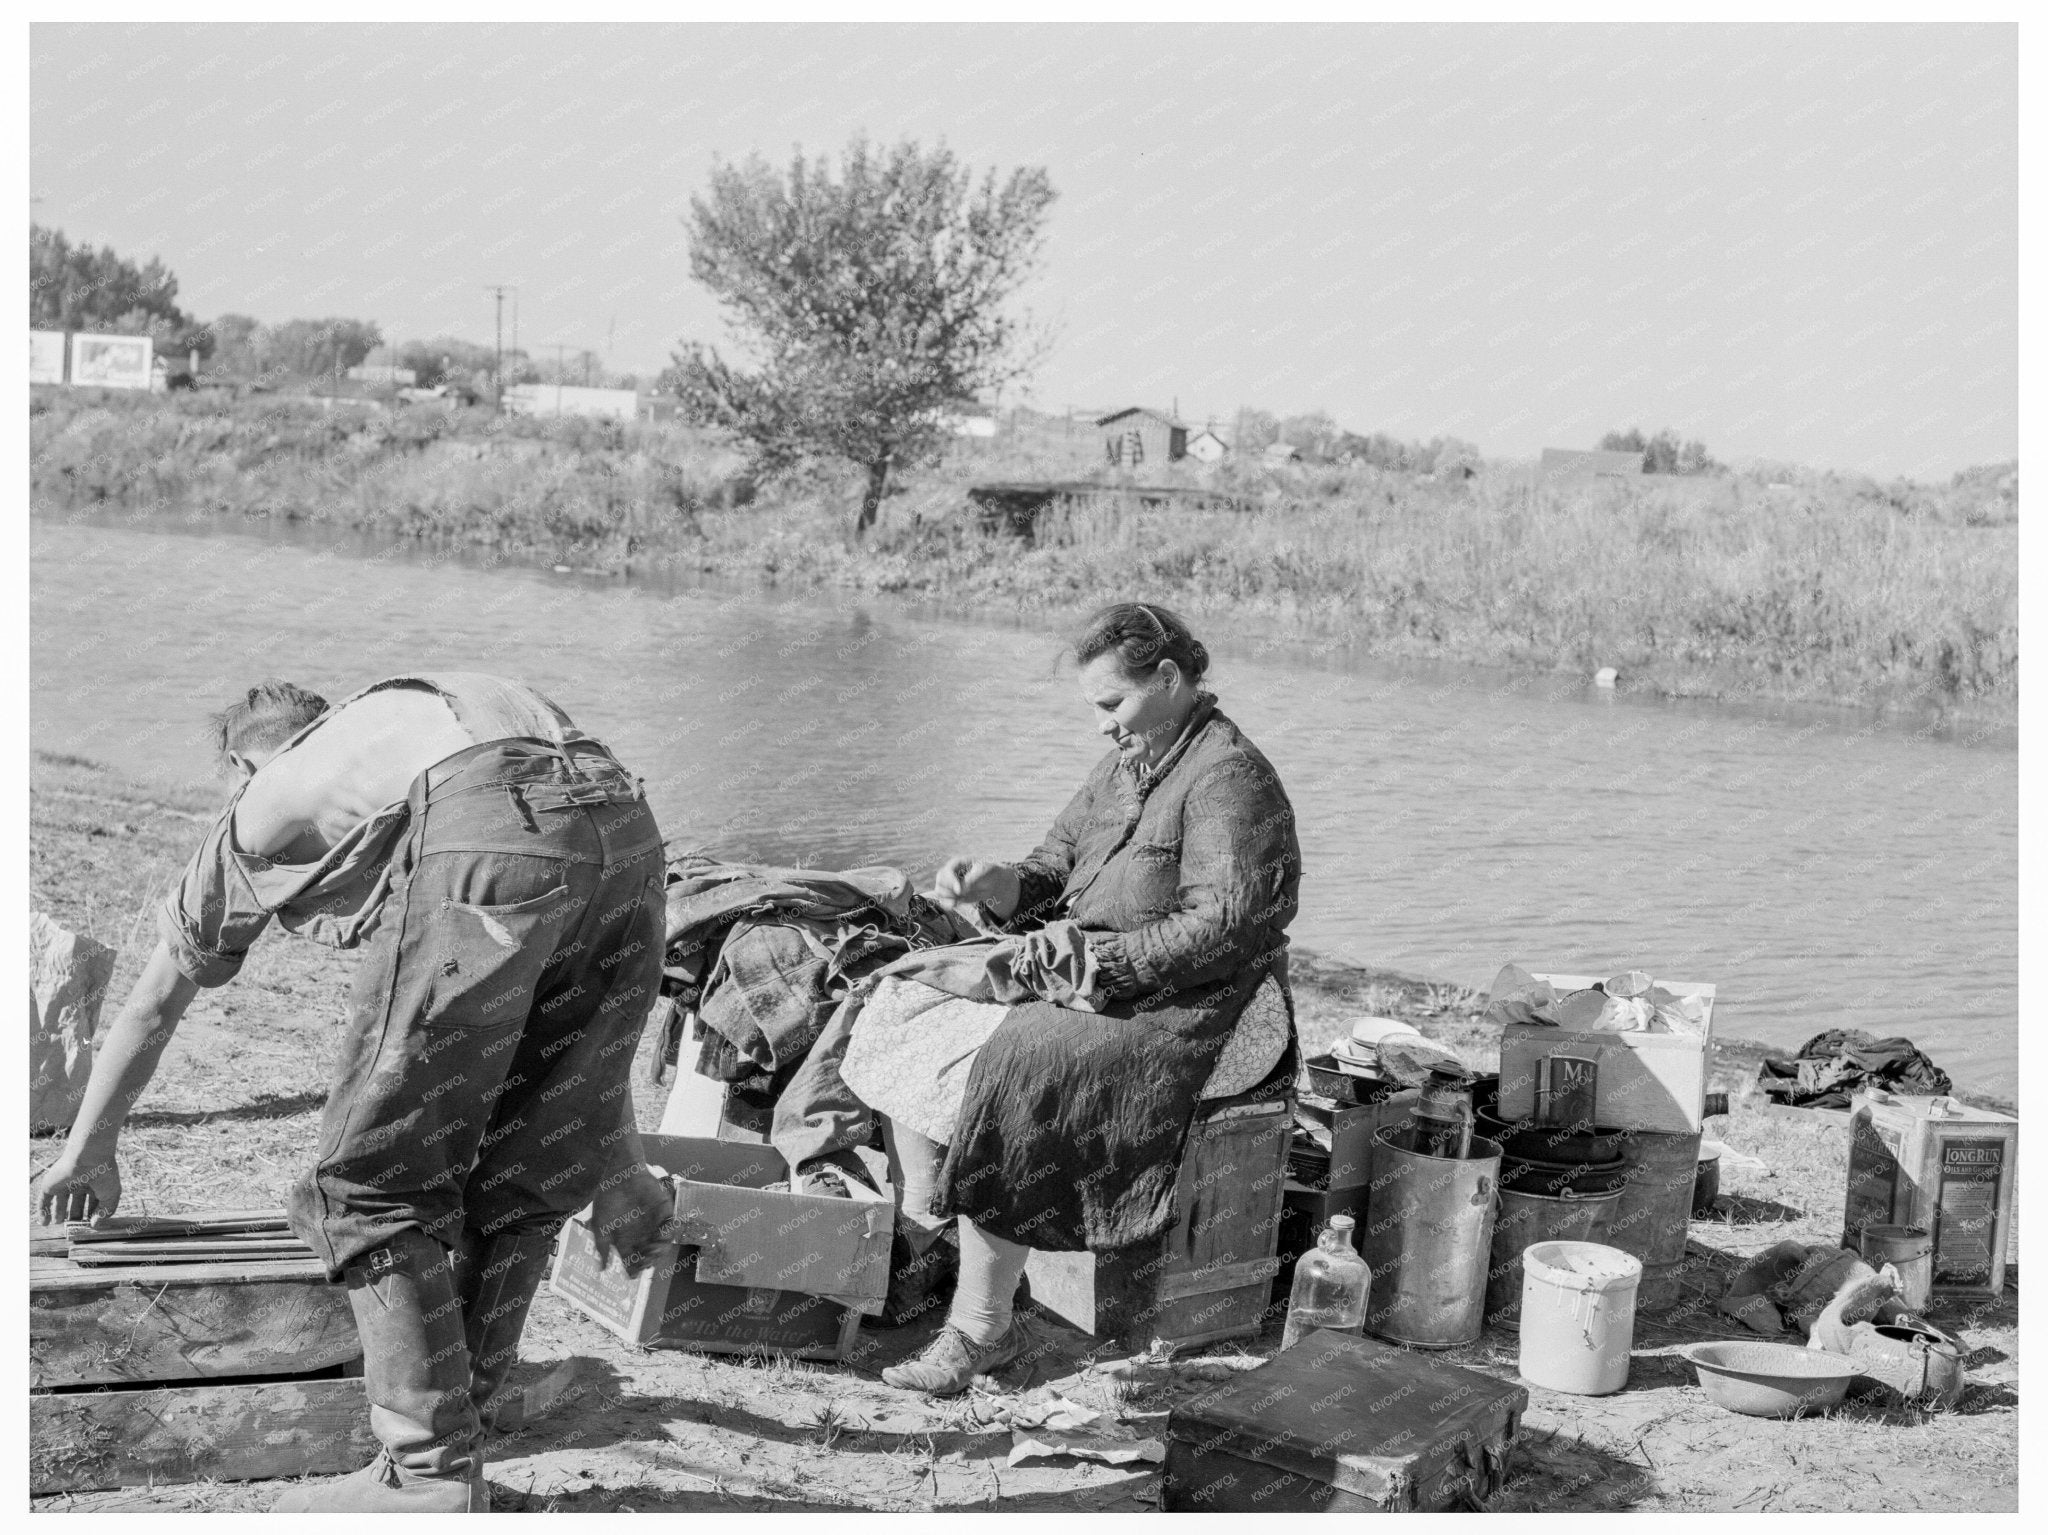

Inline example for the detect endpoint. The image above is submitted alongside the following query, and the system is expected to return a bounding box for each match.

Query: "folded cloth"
[662,853,972,990]
[871,921,1113,1012]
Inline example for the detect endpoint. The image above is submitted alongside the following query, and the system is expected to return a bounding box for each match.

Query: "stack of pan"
[1472,1079,1631,1326]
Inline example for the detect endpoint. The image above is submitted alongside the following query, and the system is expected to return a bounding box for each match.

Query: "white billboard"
[503,383,638,422]
[70,332,153,390]
[30,330,67,384]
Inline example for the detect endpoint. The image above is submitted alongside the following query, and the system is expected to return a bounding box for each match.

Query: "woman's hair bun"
[1072,602,1210,688]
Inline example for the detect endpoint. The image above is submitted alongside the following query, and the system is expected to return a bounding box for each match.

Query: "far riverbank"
[30,388,2019,727]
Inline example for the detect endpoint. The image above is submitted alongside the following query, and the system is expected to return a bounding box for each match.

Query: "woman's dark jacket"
[934,698,1301,1250]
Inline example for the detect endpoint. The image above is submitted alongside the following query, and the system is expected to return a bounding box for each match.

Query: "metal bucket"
[1636,1258,1686,1311]
[1850,1321,1965,1407]
[1360,1127,1502,1349]
[1484,1185,1623,1327]
[1858,1224,1934,1312]
[1608,1128,1703,1272]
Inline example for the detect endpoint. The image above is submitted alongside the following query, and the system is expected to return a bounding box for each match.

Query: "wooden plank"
[70,1241,313,1265]
[32,1254,331,1292]
[29,1376,374,1494]
[66,1211,291,1244]
[31,1265,357,1388]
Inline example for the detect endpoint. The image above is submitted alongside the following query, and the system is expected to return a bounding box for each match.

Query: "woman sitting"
[832,601,1302,1395]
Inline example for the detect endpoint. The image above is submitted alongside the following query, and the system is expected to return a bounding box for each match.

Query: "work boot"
[273,1227,485,1513]
[457,1226,559,1430]
[880,1322,1024,1397]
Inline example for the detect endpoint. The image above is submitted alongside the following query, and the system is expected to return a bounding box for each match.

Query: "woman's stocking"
[949,1216,1031,1346]
[881,1116,951,1247]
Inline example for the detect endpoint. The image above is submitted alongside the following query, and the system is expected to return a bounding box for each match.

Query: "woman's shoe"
[879,1324,1023,1397]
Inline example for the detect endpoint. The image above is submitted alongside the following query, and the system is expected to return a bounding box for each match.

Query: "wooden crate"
[29,1243,370,1495]
[1024,1094,1292,1350]
[1496,974,1717,1134]
[32,1250,359,1388]
[549,1134,891,1364]
[31,1375,375,1495]
[550,1201,865,1362]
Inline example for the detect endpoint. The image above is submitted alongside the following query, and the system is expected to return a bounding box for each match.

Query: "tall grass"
[30,387,2017,717]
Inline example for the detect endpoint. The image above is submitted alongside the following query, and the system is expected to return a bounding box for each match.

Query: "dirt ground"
[26,751,2019,1513]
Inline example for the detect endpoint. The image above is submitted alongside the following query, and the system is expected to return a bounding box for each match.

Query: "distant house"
[1097,407,1187,469]
[935,400,999,438]
[1187,428,1230,464]
[1540,447,1644,481]
[347,363,418,387]
[1262,441,1302,463]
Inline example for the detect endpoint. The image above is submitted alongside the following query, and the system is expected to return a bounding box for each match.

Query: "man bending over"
[36,675,674,1512]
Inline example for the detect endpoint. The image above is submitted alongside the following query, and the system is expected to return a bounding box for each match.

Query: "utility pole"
[483,284,512,412]
[553,343,566,416]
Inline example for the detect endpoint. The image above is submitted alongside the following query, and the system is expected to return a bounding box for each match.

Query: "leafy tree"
[1279,410,1342,460]
[1330,430,1479,473]
[30,223,211,358]
[257,318,384,382]
[203,314,265,377]
[667,136,1056,533]
[1230,408,1280,452]
[395,336,498,391]
[1599,426,1720,476]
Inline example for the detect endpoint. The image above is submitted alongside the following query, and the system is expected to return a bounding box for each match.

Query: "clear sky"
[30,22,2015,477]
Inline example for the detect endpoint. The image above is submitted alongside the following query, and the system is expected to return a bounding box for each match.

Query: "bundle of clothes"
[1756,1028,1952,1111]
[650,854,981,1124]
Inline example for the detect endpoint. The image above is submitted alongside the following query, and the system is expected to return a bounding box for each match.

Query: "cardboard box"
[1841,1091,2017,1296]
[549,1134,893,1362]
[1496,973,1716,1134]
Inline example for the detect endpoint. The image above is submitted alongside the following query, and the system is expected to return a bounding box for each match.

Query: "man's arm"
[35,941,200,1224]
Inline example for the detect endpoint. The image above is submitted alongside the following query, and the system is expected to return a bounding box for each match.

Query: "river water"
[29,513,2019,1098]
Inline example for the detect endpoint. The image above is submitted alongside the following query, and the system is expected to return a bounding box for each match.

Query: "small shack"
[1187,428,1230,464]
[1097,407,1187,469]
[1540,447,1644,481]
[937,401,998,438]
[1262,441,1302,463]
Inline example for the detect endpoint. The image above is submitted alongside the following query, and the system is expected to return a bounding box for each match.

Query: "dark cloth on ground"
[1758,1027,1952,1109]
[286,738,666,1277]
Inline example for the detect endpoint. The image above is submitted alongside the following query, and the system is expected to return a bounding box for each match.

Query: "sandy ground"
[26,751,2019,1513]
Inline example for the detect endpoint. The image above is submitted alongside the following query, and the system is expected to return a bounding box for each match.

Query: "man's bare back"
[233,686,474,863]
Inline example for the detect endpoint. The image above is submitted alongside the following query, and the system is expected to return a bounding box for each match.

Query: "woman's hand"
[932,858,1021,922]
[35,1152,122,1226]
